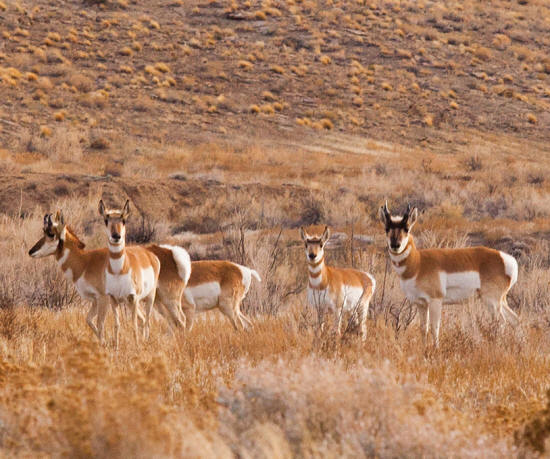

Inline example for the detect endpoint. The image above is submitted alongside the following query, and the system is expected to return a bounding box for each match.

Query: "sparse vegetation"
[0,0,550,456]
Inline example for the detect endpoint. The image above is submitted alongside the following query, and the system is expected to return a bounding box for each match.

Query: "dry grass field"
[1,0,550,457]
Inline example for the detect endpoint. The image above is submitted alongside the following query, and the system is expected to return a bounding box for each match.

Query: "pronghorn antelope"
[379,202,519,347]
[98,199,160,343]
[300,226,376,341]
[181,260,260,331]
[99,200,192,337]
[29,211,130,346]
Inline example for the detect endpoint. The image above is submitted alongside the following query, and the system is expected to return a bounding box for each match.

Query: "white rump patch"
[365,272,376,293]
[75,276,99,300]
[440,271,481,304]
[235,263,261,293]
[341,285,366,312]
[160,244,191,285]
[499,251,518,287]
[184,281,221,310]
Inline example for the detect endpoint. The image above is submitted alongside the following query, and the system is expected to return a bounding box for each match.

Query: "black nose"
[308,253,316,260]
[390,243,399,250]
[112,233,121,241]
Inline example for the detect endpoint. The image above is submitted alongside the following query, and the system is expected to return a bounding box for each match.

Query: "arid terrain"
[1,0,550,457]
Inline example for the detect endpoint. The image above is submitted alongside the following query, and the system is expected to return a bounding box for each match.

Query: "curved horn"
[403,203,411,220]
[383,200,390,218]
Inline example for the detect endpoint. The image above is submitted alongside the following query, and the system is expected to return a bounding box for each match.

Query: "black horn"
[403,203,411,220]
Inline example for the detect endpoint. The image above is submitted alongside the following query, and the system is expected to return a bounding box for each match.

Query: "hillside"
[1,0,550,157]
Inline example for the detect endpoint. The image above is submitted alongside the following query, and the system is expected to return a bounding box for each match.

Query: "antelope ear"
[408,207,418,230]
[299,226,308,242]
[321,226,331,245]
[56,210,65,226]
[98,200,106,218]
[122,199,131,220]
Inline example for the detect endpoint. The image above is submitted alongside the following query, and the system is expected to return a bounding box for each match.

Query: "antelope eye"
[104,219,108,225]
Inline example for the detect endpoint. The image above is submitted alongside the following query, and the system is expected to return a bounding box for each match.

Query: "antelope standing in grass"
[379,202,519,347]
[98,199,160,343]
[181,260,260,331]
[300,226,376,341]
[28,211,148,347]
[98,200,191,338]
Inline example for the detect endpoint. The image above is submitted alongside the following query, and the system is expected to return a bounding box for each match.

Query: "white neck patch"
[108,242,124,253]
[109,254,125,273]
[308,262,324,274]
[389,244,411,263]
[57,248,70,266]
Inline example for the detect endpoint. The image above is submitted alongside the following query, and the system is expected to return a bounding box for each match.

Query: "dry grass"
[1,0,550,456]
[0,173,549,455]
[0,295,549,456]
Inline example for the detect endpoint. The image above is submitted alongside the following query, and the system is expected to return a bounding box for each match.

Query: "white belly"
[440,271,480,304]
[184,282,221,310]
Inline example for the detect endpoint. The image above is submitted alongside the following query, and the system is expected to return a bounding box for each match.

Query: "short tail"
[365,272,376,295]
[250,269,262,283]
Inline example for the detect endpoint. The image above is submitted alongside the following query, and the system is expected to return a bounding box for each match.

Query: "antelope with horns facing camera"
[98,199,160,343]
[379,202,519,347]
[98,200,191,338]
[300,226,376,341]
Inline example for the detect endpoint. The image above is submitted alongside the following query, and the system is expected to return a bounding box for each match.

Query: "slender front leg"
[428,299,442,348]
[128,295,139,343]
[86,299,99,338]
[111,302,120,350]
[96,296,110,345]
[417,303,429,347]
[142,292,156,340]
